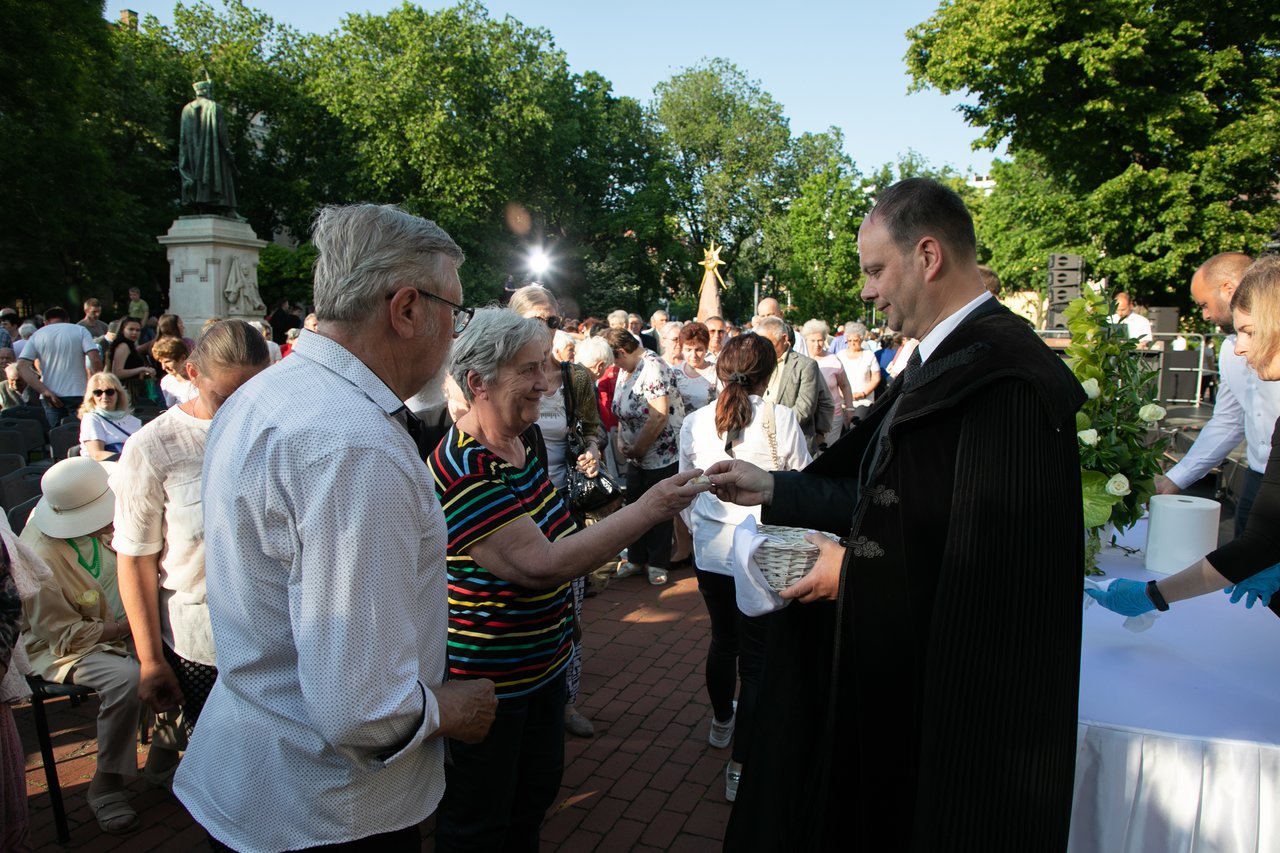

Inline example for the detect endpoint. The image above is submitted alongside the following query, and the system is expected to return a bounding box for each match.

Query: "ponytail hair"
[714,333,777,437]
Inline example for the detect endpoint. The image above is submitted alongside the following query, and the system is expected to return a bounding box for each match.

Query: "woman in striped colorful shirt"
[428,308,708,851]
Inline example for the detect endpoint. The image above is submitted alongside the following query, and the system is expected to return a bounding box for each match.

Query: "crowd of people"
[1,177,1278,853]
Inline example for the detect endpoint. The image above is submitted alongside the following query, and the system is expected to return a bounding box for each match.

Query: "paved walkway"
[17,567,731,851]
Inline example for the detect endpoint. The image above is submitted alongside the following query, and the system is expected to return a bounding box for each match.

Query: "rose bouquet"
[1062,287,1170,573]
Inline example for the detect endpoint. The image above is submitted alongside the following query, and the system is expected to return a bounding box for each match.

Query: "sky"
[107,0,1005,176]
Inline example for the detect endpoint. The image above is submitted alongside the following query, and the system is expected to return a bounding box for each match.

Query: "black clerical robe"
[725,301,1086,851]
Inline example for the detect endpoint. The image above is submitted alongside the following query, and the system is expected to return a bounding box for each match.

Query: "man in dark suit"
[709,178,1084,852]
[755,316,828,442]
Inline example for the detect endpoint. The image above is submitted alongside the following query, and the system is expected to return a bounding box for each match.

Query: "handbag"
[561,363,623,513]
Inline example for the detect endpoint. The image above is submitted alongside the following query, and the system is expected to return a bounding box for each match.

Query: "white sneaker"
[708,711,735,748]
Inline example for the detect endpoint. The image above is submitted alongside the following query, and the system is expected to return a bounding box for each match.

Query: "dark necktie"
[902,347,924,387]
[397,407,430,461]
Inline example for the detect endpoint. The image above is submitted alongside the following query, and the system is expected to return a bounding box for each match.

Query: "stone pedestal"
[158,216,268,331]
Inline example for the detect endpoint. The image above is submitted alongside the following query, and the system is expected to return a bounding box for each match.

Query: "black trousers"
[695,568,768,765]
[625,462,677,568]
[435,673,567,853]
[207,825,420,853]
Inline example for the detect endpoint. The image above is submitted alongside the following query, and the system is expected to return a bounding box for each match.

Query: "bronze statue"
[179,78,239,215]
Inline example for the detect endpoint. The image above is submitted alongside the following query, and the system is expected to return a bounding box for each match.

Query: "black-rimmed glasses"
[387,288,474,335]
[92,388,117,397]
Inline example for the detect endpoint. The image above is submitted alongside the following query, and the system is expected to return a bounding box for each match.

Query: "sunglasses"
[539,315,562,330]
[92,388,117,397]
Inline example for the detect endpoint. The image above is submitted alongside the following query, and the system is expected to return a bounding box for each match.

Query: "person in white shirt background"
[1110,291,1153,344]
[1157,252,1280,535]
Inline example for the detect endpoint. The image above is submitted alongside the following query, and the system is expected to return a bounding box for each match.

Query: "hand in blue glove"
[1223,564,1280,609]
[1085,579,1156,616]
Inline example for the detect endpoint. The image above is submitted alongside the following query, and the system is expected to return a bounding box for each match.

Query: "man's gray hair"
[508,284,559,317]
[755,316,788,341]
[449,307,547,402]
[575,335,613,369]
[18,323,35,339]
[311,203,464,325]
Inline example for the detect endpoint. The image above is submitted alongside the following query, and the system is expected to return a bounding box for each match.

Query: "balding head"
[757,298,783,319]
[1191,252,1253,328]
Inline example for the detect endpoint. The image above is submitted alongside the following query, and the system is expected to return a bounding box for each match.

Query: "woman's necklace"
[66,536,101,579]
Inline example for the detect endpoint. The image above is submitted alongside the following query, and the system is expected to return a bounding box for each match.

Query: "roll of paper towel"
[1145,495,1221,575]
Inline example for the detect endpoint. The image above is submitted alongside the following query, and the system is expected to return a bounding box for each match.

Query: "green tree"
[907,0,1280,307]
[650,59,792,302]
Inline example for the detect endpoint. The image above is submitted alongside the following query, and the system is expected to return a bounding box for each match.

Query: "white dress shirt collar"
[917,291,994,365]
[291,331,405,416]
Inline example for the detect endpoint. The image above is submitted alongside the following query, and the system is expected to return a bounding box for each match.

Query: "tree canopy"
[908,0,1280,309]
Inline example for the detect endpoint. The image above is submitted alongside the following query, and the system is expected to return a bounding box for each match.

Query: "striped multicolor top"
[428,424,577,699]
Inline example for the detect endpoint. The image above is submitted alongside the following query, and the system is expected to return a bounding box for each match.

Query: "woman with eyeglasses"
[79,373,142,461]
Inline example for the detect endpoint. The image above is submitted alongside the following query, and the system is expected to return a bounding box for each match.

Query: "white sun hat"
[31,457,117,540]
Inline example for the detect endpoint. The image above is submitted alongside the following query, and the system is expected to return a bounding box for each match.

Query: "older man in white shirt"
[175,204,496,853]
[1158,252,1280,535]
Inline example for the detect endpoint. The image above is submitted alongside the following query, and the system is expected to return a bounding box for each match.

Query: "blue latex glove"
[1084,579,1156,616]
[1223,564,1280,609]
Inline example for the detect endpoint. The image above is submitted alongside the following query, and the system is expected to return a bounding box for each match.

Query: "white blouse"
[678,396,812,576]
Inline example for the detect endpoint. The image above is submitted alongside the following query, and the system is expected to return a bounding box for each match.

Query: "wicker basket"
[754,525,839,592]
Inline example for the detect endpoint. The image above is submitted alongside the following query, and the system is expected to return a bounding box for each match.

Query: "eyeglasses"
[92,388,117,397]
[540,315,562,330]
[386,288,474,335]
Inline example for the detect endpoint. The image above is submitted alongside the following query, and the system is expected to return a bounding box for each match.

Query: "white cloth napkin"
[1083,577,1159,632]
[731,515,789,616]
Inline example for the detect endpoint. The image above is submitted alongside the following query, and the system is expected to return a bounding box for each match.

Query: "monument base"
[158,215,269,332]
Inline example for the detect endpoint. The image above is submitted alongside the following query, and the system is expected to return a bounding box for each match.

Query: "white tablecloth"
[1070,548,1280,852]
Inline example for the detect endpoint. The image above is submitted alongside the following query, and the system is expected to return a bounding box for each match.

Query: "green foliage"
[651,58,792,298]
[907,0,1280,309]
[257,241,316,309]
[1064,285,1169,571]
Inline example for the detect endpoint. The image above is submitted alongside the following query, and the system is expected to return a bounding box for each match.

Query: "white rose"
[1139,403,1167,422]
[1080,378,1101,399]
[1077,429,1099,446]
[1105,473,1131,497]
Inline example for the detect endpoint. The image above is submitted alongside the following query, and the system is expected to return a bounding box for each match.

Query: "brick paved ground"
[16,567,732,851]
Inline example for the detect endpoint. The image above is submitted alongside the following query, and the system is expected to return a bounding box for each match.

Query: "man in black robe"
[707,178,1085,851]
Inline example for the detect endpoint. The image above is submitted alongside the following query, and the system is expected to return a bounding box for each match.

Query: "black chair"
[49,422,80,461]
[0,452,24,480]
[24,675,99,843]
[1,405,50,441]
[0,430,23,460]
[0,466,44,512]
[0,417,45,462]
[6,494,37,534]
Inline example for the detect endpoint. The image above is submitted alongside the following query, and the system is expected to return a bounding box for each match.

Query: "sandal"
[88,790,138,835]
[648,566,668,586]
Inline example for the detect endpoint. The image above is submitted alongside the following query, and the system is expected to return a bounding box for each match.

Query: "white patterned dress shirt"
[1166,338,1280,487]
[173,332,449,852]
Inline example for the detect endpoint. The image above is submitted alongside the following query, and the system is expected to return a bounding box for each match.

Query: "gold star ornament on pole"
[696,240,726,322]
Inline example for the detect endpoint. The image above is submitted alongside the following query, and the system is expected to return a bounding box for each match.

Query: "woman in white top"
[674,321,718,414]
[78,373,143,461]
[801,320,854,448]
[678,333,811,803]
[151,337,199,408]
[835,322,881,424]
[113,320,270,746]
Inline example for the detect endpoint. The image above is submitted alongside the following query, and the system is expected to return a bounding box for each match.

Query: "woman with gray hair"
[428,307,707,851]
[838,321,881,424]
[801,319,854,449]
